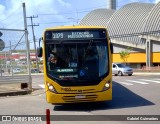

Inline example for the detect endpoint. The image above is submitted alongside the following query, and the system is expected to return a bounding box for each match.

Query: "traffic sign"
[0,39,5,51]
[0,32,2,37]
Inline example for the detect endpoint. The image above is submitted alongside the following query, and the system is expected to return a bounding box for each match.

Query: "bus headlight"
[105,83,110,88]
[102,80,111,91]
[46,82,58,93]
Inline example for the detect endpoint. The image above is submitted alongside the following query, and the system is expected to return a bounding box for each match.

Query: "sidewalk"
[0,75,32,97]
[0,73,43,97]
[133,69,160,75]
[0,83,32,97]
[133,72,160,75]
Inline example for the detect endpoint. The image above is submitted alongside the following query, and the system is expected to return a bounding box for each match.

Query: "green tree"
[119,47,132,64]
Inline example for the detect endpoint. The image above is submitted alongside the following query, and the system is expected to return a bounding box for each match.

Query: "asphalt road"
[0,74,160,124]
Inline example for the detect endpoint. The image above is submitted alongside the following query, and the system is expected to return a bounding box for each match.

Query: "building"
[0,50,37,61]
[79,2,160,68]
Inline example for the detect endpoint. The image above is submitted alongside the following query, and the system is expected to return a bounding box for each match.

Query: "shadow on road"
[53,81,154,111]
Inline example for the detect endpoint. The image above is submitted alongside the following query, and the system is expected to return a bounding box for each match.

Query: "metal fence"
[0,29,29,76]
[0,29,32,90]
[0,3,32,92]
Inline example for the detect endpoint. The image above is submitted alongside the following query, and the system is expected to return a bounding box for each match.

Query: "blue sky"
[0,0,160,49]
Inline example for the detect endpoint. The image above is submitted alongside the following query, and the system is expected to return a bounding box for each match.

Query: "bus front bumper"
[46,89,112,104]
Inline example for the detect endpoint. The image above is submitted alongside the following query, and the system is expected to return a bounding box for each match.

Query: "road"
[0,74,160,124]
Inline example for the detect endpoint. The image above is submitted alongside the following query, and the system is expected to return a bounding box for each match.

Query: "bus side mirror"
[37,37,43,57]
[37,47,42,57]
[110,43,113,54]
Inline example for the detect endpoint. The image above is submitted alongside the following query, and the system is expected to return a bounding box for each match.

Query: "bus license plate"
[75,95,85,99]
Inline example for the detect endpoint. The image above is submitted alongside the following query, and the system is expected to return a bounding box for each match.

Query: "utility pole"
[23,2,32,89]
[10,41,13,76]
[27,15,39,71]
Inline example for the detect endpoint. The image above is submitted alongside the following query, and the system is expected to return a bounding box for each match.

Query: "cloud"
[155,0,160,3]
[0,0,72,26]
[57,0,71,7]
[0,0,73,50]
[0,0,72,35]
[0,4,6,21]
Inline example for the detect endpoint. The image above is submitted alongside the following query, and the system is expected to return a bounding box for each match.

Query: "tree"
[119,47,132,64]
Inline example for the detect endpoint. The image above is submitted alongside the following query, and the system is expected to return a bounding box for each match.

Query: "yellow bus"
[37,25,113,104]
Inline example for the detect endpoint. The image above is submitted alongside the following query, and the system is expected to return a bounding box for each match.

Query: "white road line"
[126,80,149,84]
[153,79,160,81]
[119,82,134,85]
[138,79,160,84]
[39,84,45,88]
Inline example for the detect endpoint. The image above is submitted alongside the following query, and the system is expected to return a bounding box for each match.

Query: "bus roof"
[44,25,107,31]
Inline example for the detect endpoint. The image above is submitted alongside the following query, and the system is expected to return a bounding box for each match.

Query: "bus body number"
[52,33,63,39]
[61,87,71,91]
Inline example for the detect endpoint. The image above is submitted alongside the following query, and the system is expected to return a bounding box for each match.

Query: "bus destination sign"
[67,32,93,39]
[45,30,106,40]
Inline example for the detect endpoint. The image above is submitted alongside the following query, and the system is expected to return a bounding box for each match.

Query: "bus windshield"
[116,64,127,68]
[45,30,109,86]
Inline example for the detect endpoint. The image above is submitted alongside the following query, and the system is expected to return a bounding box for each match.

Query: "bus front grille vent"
[62,94,98,102]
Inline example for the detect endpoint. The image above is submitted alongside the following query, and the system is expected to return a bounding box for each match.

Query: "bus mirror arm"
[110,43,113,54]
[37,47,42,57]
[39,37,42,47]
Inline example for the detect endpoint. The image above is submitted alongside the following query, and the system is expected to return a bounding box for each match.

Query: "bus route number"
[52,33,63,39]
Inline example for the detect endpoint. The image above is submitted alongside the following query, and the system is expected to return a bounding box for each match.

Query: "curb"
[133,72,160,75]
[0,89,32,97]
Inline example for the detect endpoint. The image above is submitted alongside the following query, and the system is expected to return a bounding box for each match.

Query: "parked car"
[112,63,133,76]
[13,68,21,73]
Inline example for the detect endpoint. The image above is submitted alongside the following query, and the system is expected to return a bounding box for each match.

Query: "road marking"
[126,80,149,84]
[138,79,160,84]
[119,82,134,85]
[39,84,45,88]
[153,79,160,81]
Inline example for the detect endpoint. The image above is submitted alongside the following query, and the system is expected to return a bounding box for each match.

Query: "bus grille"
[62,94,98,103]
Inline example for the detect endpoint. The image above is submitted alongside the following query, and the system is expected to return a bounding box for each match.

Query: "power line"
[39,21,70,25]
[0,5,22,23]
[4,39,37,49]
[37,4,107,16]
[37,1,152,17]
